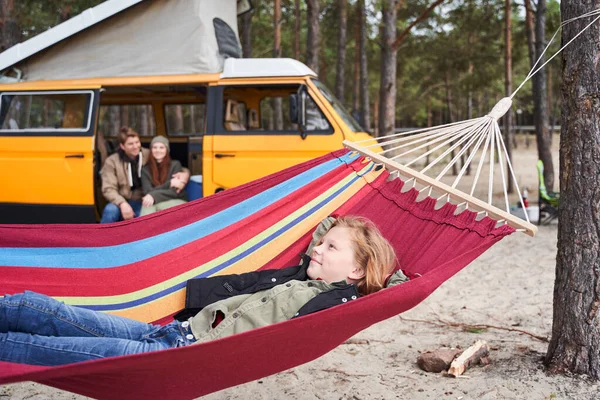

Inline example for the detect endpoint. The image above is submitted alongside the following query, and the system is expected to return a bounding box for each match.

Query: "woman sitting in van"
[141,136,187,216]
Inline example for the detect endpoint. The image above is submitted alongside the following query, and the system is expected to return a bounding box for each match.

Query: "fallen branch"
[398,316,548,342]
[342,338,394,345]
[321,368,369,377]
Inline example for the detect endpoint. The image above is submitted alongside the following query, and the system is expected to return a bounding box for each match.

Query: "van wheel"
[215,188,225,193]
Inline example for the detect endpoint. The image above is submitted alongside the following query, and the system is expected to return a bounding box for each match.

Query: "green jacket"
[141,160,187,203]
[189,279,340,343]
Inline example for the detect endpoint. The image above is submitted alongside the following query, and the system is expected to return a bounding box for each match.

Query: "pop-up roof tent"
[0,0,252,81]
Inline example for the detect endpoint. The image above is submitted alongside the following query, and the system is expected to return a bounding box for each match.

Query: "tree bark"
[294,0,301,60]
[173,105,184,135]
[352,8,360,118]
[306,0,320,73]
[358,0,370,131]
[140,105,149,137]
[108,106,120,135]
[240,9,253,58]
[335,0,347,102]
[533,0,554,191]
[445,71,458,175]
[523,0,536,70]
[545,0,600,379]
[274,0,281,59]
[504,0,514,193]
[274,0,283,130]
[120,105,129,129]
[378,0,397,137]
[0,0,21,53]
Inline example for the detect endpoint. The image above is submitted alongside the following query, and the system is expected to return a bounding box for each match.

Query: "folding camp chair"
[537,160,559,225]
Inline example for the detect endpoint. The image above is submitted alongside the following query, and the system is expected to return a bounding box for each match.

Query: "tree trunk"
[504,0,514,193]
[548,63,553,128]
[0,0,21,53]
[240,9,253,58]
[108,106,120,136]
[378,0,396,137]
[140,105,149,137]
[306,0,320,73]
[319,39,327,82]
[274,0,281,59]
[444,71,458,176]
[373,93,379,137]
[274,0,283,130]
[358,0,370,131]
[59,5,72,23]
[335,0,347,102]
[523,0,536,70]
[352,9,360,118]
[173,105,184,135]
[533,0,554,191]
[545,0,600,379]
[120,105,129,129]
[294,0,301,60]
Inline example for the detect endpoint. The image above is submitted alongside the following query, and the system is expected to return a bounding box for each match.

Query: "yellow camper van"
[0,0,374,223]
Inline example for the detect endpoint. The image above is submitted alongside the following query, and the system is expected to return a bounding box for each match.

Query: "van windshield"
[311,79,363,133]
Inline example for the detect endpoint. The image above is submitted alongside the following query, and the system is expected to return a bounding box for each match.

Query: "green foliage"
[10,0,560,129]
[16,0,104,39]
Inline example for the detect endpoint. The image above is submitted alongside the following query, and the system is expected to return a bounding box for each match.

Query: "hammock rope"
[348,10,600,237]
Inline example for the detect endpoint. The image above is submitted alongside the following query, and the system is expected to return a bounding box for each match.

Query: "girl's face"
[151,142,168,163]
[306,226,365,284]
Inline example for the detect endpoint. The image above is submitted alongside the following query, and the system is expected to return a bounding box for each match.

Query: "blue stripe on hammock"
[0,153,358,269]
[79,161,374,311]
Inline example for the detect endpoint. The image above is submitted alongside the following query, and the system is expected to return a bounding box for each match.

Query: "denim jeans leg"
[0,291,155,339]
[0,330,169,366]
[128,200,142,217]
[0,322,186,366]
[100,203,121,223]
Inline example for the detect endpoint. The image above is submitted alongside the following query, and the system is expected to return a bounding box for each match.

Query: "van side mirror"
[289,94,299,123]
[290,86,308,139]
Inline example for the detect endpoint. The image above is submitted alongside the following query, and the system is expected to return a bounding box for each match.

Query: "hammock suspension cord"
[347,10,600,237]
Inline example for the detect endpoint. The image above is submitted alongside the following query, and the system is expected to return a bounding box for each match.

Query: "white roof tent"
[0,0,253,82]
[221,58,317,79]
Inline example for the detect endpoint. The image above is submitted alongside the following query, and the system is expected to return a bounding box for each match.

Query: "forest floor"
[3,134,598,400]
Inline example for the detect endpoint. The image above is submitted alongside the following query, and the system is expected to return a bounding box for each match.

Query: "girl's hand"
[142,194,154,208]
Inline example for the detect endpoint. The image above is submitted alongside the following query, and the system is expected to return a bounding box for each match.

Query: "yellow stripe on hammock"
[56,163,382,322]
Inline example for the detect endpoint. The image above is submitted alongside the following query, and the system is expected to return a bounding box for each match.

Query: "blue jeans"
[100,200,142,223]
[0,291,195,366]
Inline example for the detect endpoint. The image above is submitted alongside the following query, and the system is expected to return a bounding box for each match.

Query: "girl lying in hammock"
[0,216,407,366]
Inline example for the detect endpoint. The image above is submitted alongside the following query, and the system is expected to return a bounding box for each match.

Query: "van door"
[0,89,100,223]
[207,83,342,194]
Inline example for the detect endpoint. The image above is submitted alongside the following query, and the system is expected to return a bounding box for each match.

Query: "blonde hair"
[330,215,397,295]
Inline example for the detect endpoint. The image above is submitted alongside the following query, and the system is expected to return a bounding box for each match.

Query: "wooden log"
[417,348,463,373]
[447,340,490,377]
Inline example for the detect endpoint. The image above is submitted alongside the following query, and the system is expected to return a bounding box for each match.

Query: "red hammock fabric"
[0,149,513,399]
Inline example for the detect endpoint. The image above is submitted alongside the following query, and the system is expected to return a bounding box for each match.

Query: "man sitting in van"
[100,127,189,223]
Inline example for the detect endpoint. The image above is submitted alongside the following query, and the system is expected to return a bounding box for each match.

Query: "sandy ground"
[3,134,598,400]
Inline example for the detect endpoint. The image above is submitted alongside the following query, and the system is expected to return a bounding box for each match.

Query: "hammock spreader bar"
[344,141,537,236]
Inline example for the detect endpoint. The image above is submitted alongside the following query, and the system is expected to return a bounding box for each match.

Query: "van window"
[260,97,293,130]
[165,103,206,136]
[97,105,156,138]
[0,91,93,132]
[222,85,332,134]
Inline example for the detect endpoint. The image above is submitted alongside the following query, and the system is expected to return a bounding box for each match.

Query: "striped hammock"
[0,149,514,399]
